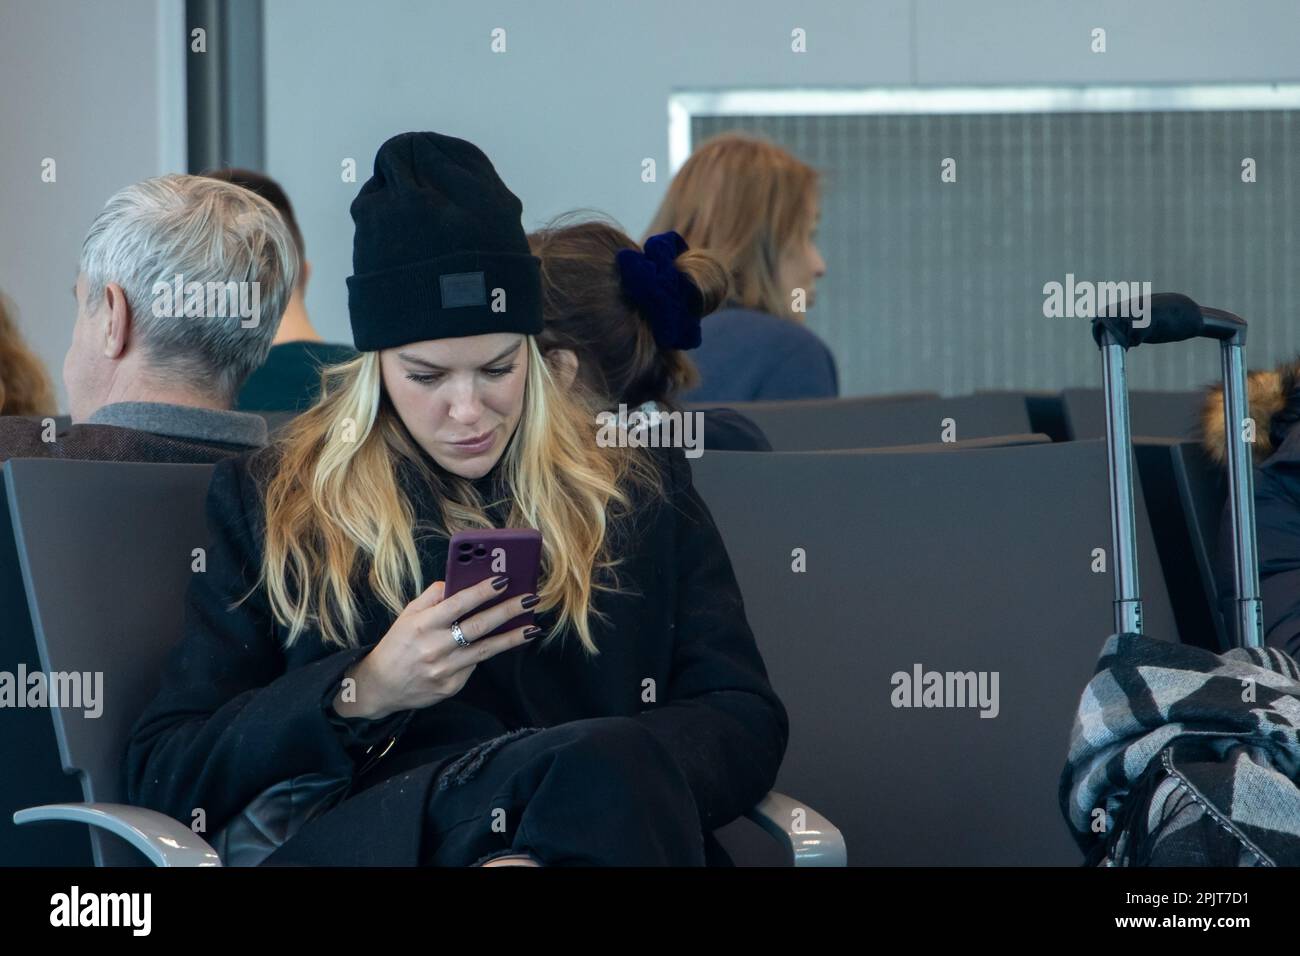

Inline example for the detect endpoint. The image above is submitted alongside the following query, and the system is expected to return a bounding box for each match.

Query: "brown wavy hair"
[1202,357,1300,466]
[645,131,819,321]
[0,293,58,416]
[529,214,729,408]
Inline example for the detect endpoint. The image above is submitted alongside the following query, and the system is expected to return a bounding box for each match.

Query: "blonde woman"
[125,132,788,867]
[646,131,836,402]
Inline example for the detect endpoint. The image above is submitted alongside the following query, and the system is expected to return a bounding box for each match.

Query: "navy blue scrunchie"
[615,231,705,350]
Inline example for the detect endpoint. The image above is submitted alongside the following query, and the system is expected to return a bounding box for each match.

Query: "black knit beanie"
[346,131,543,351]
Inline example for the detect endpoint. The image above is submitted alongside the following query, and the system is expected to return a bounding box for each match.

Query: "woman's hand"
[331,575,539,721]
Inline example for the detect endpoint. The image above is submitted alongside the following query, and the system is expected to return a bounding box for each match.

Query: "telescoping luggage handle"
[1091,292,1262,649]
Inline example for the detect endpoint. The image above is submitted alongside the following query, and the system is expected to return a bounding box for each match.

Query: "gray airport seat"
[4,459,219,866]
[806,433,1050,455]
[690,391,937,412]
[690,439,1178,865]
[5,458,843,867]
[1061,388,1203,442]
[976,390,1069,442]
[1169,441,1230,650]
[693,393,1031,451]
[1129,439,1222,651]
[0,478,91,865]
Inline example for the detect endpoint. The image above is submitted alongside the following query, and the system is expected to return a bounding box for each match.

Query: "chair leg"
[475,852,543,867]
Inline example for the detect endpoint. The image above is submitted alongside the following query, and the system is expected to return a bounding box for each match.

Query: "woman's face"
[380,333,528,479]
[776,195,826,314]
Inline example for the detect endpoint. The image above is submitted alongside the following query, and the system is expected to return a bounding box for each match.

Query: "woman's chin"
[426,445,503,480]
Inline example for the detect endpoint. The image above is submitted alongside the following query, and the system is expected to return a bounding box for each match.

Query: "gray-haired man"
[0,173,298,463]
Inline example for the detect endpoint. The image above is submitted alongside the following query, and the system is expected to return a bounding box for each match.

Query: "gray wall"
[0,0,184,414]
[4,1,1298,409]
[263,0,1300,395]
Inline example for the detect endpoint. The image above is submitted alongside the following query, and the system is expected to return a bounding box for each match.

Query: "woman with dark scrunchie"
[124,131,788,867]
[529,214,773,452]
[646,132,836,403]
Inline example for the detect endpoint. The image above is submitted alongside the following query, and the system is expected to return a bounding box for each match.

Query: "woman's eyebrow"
[398,342,521,370]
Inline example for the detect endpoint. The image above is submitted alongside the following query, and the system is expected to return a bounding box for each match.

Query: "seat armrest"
[14,802,222,867]
[744,790,847,867]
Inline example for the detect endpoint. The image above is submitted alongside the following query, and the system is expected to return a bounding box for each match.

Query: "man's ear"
[101,282,131,359]
[299,259,312,292]
[548,348,579,389]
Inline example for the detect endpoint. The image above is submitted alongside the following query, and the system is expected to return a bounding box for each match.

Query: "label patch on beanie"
[440,271,487,309]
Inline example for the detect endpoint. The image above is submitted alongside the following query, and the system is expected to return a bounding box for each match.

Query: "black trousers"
[415,716,708,866]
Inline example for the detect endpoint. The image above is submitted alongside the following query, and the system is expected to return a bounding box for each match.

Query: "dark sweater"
[0,407,264,465]
[682,305,839,403]
[123,440,788,862]
[634,400,772,452]
[1217,426,1300,655]
[236,341,358,412]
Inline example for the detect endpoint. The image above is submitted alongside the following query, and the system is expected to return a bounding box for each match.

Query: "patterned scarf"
[1061,631,1300,866]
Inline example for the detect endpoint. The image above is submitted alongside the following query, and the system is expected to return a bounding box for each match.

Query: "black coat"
[124,441,789,864]
[1205,362,1300,656]
[1216,425,1300,655]
[0,417,257,464]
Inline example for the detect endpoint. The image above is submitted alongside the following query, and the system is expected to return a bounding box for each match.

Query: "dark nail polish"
[520,593,540,609]
[524,626,542,640]
[491,575,509,590]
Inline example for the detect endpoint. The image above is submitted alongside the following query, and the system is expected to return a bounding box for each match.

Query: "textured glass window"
[687,95,1299,396]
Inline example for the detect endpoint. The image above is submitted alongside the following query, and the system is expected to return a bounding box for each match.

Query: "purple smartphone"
[444,528,543,639]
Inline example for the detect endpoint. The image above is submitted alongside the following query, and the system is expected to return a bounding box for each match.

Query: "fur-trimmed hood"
[1201,356,1300,466]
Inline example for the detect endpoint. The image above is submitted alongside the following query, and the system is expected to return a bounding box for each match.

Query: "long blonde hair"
[249,336,663,656]
[646,131,819,321]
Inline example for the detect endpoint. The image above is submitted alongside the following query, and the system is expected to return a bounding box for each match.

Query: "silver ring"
[450,621,470,648]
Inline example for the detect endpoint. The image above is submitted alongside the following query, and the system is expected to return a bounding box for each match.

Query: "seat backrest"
[1062,388,1203,441]
[4,459,216,866]
[975,390,1076,442]
[690,439,1177,865]
[1129,438,1223,651]
[1169,441,1230,650]
[689,391,937,415]
[806,433,1050,455]
[694,393,1031,451]
[0,478,92,865]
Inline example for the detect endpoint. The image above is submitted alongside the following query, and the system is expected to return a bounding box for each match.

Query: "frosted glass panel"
[691,108,1299,396]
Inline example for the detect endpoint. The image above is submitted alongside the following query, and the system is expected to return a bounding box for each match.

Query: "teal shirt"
[236,341,358,413]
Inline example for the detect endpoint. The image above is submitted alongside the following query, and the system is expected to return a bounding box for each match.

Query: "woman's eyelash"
[404,364,517,385]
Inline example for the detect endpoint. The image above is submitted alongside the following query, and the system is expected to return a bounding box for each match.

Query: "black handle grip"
[1199,306,1248,342]
[1091,292,1246,349]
